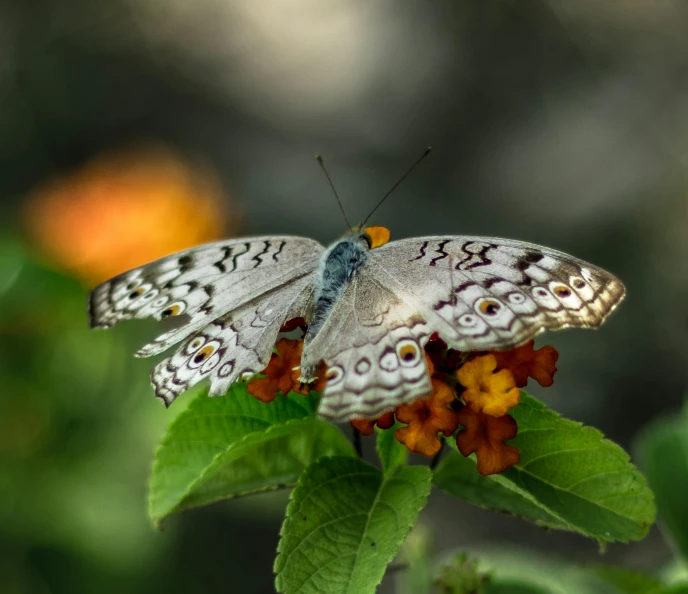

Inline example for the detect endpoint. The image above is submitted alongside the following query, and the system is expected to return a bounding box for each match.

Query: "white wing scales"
[88,237,323,356]
[301,276,432,422]
[368,236,625,352]
[152,274,315,406]
[89,231,625,423]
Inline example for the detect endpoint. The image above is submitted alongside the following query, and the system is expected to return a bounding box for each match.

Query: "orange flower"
[350,412,396,436]
[457,354,520,417]
[23,144,237,284]
[247,338,303,403]
[492,340,558,388]
[394,379,460,456]
[456,407,520,475]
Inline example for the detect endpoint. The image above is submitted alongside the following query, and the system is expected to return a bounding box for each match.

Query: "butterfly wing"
[300,274,432,422]
[88,236,324,356]
[367,236,625,352]
[151,274,315,406]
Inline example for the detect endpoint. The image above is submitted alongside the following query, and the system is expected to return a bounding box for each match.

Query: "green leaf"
[433,392,655,543]
[148,385,353,524]
[376,422,408,472]
[582,565,663,594]
[462,549,664,594]
[636,405,688,562]
[274,456,432,594]
[434,553,490,594]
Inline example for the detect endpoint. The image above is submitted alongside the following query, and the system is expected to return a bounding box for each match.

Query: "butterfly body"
[89,229,625,422]
[304,232,369,353]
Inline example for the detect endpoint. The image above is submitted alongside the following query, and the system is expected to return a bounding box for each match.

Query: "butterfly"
[88,225,625,422]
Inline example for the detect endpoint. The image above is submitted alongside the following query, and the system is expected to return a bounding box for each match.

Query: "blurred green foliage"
[0,233,289,593]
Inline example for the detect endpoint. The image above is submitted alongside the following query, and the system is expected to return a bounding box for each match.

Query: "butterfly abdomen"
[305,237,369,345]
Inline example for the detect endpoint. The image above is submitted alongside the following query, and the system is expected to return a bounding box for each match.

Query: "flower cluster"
[246,319,326,403]
[246,324,558,476]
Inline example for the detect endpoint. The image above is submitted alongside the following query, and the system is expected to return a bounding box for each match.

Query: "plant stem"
[429,440,445,470]
[353,427,363,458]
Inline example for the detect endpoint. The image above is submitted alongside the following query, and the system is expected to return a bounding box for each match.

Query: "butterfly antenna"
[362,146,433,226]
[315,154,352,229]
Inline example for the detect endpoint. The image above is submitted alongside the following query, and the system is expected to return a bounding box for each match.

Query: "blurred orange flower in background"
[23,144,239,285]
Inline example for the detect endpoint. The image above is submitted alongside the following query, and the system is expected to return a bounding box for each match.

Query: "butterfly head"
[336,225,390,252]
[362,226,390,249]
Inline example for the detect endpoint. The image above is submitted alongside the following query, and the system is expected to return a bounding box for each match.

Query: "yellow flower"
[457,354,519,417]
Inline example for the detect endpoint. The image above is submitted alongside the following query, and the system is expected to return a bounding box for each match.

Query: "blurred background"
[1,1,687,592]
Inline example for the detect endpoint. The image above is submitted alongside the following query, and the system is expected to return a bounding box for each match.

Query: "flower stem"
[353,426,363,458]
[430,440,446,470]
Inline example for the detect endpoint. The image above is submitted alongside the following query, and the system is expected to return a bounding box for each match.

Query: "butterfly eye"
[128,288,145,299]
[125,279,142,291]
[478,299,501,316]
[571,277,586,290]
[397,341,420,365]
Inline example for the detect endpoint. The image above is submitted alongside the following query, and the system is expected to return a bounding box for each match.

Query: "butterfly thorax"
[303,234,370,347]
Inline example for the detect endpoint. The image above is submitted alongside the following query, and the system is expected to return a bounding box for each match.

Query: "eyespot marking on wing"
[325,366,344,385]
[397,340,421,366]
[477,298,502,316]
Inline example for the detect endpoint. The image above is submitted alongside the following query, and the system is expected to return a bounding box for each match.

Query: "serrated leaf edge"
[151,417,352,526]
[274,456,432,594]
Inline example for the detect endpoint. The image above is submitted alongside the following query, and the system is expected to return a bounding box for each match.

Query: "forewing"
[301,275,432,422]
[368,236,625,351]
[151,274,315,406]
[88,236,323,356]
